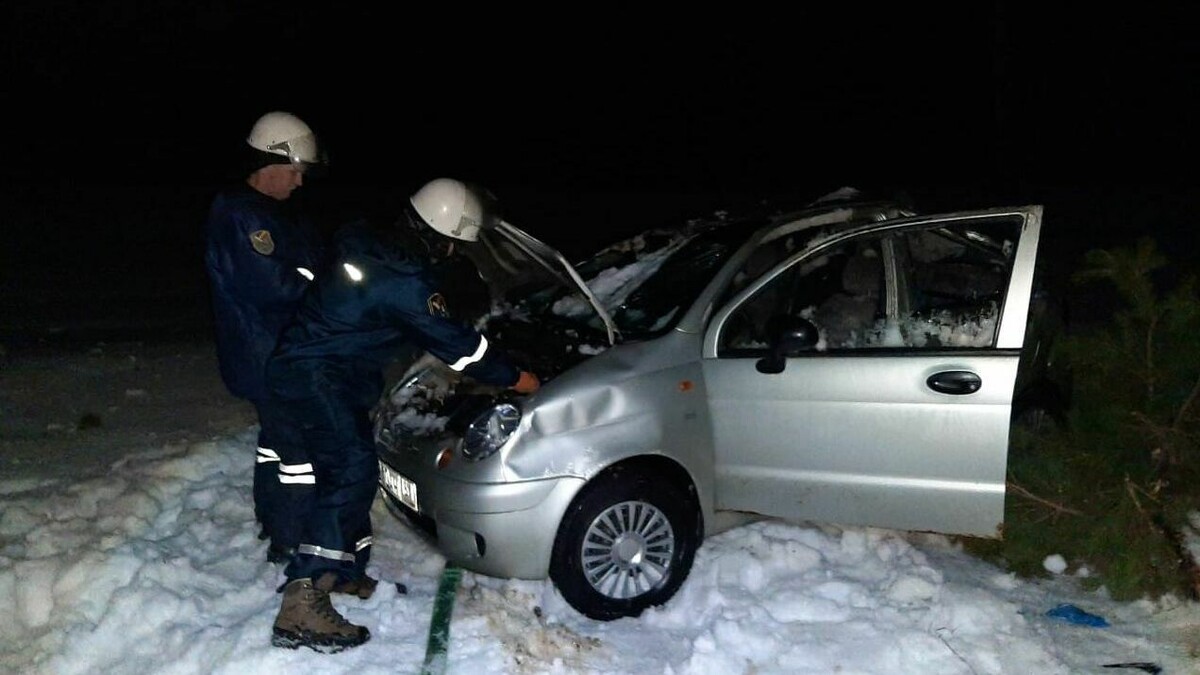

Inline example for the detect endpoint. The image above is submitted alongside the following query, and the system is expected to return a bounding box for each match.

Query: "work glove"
[512,370,541,394]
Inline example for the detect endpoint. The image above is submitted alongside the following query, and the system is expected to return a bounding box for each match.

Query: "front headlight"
[461,403,521,461]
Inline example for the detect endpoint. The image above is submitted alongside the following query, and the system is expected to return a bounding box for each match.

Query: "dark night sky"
[4,4,1200,342]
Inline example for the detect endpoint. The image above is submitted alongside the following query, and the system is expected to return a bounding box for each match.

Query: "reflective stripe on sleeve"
[449,335,489,372]
[355,536,373,552]
[297,544,355,563]
[297,267,315,281]
[256,447,281,464]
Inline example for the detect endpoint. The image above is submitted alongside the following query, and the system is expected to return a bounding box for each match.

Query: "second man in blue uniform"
[267,178,539,652]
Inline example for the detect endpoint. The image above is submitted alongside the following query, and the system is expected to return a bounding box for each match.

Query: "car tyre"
[549,467,700,620]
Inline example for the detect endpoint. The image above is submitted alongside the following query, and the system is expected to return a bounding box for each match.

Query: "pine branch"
[1006,480,1083,516]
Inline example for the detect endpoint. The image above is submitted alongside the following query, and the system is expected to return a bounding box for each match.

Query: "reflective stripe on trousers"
[278,462,315,484]
[297,536,373,563]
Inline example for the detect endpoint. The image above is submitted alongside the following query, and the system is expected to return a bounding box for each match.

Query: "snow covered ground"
[2,339,1198,674]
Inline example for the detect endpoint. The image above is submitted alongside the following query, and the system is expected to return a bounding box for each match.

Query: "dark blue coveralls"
[266,218,520,584]
[204,182,324,552]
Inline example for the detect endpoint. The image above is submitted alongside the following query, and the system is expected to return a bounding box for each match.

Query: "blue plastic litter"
[1045,603,1110,627]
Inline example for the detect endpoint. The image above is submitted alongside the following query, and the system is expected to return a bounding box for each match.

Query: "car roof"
[581,189,916,264]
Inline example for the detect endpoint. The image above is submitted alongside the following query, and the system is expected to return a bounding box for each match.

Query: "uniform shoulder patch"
[427,292,449,317]
[249,229,275,255]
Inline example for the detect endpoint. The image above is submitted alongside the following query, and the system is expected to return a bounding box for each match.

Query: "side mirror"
[756,315,819,374]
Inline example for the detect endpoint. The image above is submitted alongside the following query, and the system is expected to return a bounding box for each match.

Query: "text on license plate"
[379,462,419,512]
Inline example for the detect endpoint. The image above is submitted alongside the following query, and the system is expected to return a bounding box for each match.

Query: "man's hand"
[512,370,540,394]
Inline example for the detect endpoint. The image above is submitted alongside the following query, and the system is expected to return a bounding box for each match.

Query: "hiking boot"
[330,573,378,600]
[271,574,370,653]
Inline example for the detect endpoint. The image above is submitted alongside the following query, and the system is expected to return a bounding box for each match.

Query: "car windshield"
[511,222,755,340]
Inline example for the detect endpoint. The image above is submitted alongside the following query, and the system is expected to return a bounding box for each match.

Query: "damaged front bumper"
[377,449,584,579]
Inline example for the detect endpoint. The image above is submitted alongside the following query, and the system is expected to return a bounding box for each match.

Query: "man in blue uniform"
[204,111,326,565]
[267,178,540,653]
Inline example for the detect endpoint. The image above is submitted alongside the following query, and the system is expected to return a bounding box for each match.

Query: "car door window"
[892,217,1020,349]
[720,236,874,352]
[718,216,1023,354]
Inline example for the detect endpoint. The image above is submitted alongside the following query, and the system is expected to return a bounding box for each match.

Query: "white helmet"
[409,178,495,242]
[246,111,321,165]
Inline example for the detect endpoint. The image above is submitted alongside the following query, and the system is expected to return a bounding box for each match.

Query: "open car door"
[701,207,1043,537]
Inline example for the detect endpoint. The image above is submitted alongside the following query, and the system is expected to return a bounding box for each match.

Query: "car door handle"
[926,370,982,395]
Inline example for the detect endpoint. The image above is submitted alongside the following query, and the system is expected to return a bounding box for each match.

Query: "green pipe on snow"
[420,562,462,675]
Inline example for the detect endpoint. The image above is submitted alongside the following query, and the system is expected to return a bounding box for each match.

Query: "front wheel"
[549,468,700,620]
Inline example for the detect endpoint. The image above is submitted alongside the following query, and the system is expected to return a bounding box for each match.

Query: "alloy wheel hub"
[581,500,675,599]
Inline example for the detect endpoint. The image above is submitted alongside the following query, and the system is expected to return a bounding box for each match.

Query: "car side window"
[717,216,1022,355]
[891,218,1020,349]
[720,237,874,353]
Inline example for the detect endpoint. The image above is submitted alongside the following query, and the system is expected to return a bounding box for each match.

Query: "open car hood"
[464,220,618,346]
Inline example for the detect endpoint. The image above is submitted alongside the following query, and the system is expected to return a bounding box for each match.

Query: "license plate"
[379,462,419,512]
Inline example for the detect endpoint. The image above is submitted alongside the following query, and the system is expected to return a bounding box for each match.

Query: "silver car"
[374,191,1061,620]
